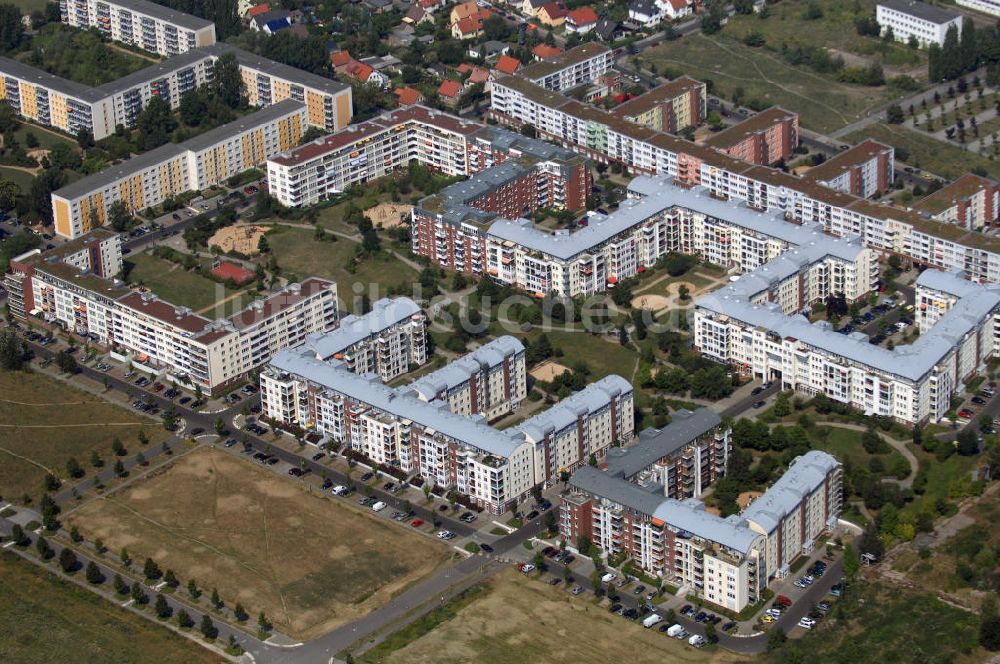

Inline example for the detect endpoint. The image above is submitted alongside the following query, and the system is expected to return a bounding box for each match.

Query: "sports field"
[67,447,448,639]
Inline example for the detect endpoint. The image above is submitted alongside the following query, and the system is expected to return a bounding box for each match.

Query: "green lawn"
[0,370,166,512]
[845,123,1000,181]
[123,252,246,317]
[0,166,36,191]
[19,24,149,87]
[6,0,48,11]
[529,329,638,382]
[806,426,907,474]
[265,225,418,305]
[14,123,79,153]
[645,32,916,134]
[0,552,224,664]
[903,448,979,521]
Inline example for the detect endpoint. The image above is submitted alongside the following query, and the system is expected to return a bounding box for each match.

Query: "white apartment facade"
[408,336,527,420]
[488,74,1000,285]
[50,100,306,239]
[297,297,427,382]
[517,43,614,93]
[955,0,1000,17]
[61,0,217,57]
[876,0,962,46]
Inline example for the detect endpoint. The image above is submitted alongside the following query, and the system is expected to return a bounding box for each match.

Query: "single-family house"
[565,6,599,33]
[628,0,662,26]
[595,18,626,42]
[438,79,463,107]
[469,40,509,60]
[538,2,568,25]
[532,44,562,59]
[394,86,425,106]
[495,54,522,75]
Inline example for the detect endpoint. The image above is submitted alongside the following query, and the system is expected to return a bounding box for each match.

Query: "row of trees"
[928,19,1000,83]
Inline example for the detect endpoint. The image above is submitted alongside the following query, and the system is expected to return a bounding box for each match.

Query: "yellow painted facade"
[335,91,351,130]
[0,75,6,100]
[241,69,259,105]
[49,93,68,132]
[79,192,105,234]
[19,83,36,120]
[272,79,290,102]
[196,30,214,47]
[54,199,71,238]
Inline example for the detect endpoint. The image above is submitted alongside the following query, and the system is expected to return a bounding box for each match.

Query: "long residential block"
[702,107,799,167]
[297,297,427,382]
[561,407,841,613]
[7,231,339,391]
[408,336,527,420]
[517,43,614,92]
[61,0,216,56]
[0,44,351,142]
[488,74,1000,284]
[915,174,1000,231]
[802,140,895,199]
[50,100,306,239]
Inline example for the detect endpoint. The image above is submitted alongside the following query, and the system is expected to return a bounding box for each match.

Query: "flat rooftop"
[915,173,997,216]
[612,76,705,119]
[802,139,892,184]
[302,297,421,359]
[519,42,611,82]
[605,408,721,479]
[106,0,214,31]
[408,336,524,399]
[703,107,797,149]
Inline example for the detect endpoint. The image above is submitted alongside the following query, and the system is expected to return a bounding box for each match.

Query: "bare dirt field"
[528,360,570,382]
[365,203,413,228]
[67,447,448,639]
[373,569,745,664]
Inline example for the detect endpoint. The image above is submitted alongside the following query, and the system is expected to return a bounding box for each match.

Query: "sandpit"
[209,224,270,255]
[631,294,671,310]
[365,202,413,228]
[529,360,570,382]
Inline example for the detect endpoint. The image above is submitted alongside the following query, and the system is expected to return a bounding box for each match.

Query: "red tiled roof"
[211,262,256,285]
[247,3,270,17]
[451,0,480,20]
[456,63,472,74]
[394,87,423,105]
[532,44,562,59]
[438,79,462,98]
[468,66,490,84]
[495,55,521,75]
[330,51,352,67]
[567,6,598,25]
[666,0,688,10]
[540,2,568,19]
[351,63,375,82]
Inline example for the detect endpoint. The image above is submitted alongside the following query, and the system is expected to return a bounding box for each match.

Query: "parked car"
[411,519,425,527]
[479,542,493,552]
[190,428,205,436]
[518,563,535,573]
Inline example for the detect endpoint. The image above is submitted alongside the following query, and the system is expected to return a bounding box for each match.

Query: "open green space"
[845,123,1000,180]
[0,551,224,664]
[0,370,166,501]
[123,252,246,317]
[805,426,909,477]
[5,0,49,11]
[18,24,149,87]
[645,33,915,134]
[13,123,79,153]
[774,580,983,664]
[0,165,36,191]
[526,329,638,382]
[265,225,419,301]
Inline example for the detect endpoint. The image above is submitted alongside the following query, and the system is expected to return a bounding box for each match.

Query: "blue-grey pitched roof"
[605,408,721,479]
[270,348,529,458]
[302,297,422,360]
[408,336,524,399]
[517,375,632,442]
[741,450,839,534]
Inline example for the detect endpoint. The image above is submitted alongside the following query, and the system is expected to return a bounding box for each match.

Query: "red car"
[959,408,975,419]
[777,595,792,607]
[410,519,424,527]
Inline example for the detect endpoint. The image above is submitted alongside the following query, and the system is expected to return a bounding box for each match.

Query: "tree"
[113,459,125,477]
[177,609,194,629]
[211,587,221,608]
[956,429,979,456]
[59,548,78,573]
[131,581,147,605]
[705,622,717,643]
[0,178,20,212]
[188,578,199,598]
[155,593,171,619]
[0,328,23,371]
[213,52,244,108]
[162,403,178,431]
[112,437,126,456]
[143,557,162,581]
[136,96,177,151]
[258,611,271,632]
[200,613,216,639]
[0,4,23,50]
[214,415,226,436]
[107,201,133,232]
[120,548,131,566]
[138,430,149,446]
[983,616,1000,651]
[767,627,787,651]
[10,523,27,546]
[164,569,179,588]
[56,350,78,374]
[43,473,60,491]
[35,535,51,559]
[65,456,84,479]
[85,560,103,584]
[113,573,127,595]
[886,104,905,124]
[234,602,248,621]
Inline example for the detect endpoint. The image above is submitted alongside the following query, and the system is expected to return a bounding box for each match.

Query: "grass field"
[123,253,245,317]
[0,166,36,191]
[5,0,48,11]
[805,426,909,477]
[845,123,1000,180]
[525,329,638,382]
[67,447,447,639]
[0,551,223,664]
[645,33,910,134]
[0,371,165,501]
[14,122,79,153]
[779,580,982,663]
[265,225,419,303]
[361,568,744,664]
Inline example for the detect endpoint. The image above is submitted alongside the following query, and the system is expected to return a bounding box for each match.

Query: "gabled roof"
[438,79,462,98]
[247,3,270,17]
[629,0,659,16]
[451,0,481,20]
[468,66,490,84]
[394,86,424,105]
[532,44,563,59]
[567,6,598,24]
[330,50,353,67]
[595,18,620,40]
[665,0,689,11]
[540,1,568,18]
[495,54,522,75]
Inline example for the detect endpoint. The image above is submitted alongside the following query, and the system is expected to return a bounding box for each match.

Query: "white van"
[666,624,685,638]
[688,634,705,647]
[642,613,662,628]
[601,572,616,584]
[371,501,387,512]
[331,485,348,496]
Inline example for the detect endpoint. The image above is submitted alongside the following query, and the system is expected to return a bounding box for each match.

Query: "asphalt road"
[721,382,780,419]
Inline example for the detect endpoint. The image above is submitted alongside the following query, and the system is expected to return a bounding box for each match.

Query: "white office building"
[876,0,962,46]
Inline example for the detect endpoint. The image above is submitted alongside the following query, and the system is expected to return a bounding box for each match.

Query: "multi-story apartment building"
[516,375,635,481]
[916,174,999,231]
[50,100,306,239]
[61,0,216,57]
[8,234,339,391]
[408,336,526,420]
[266,106,588,210]
[5,229,122,319]
[517,43,613,93]
[561,442,840,612]
[297,297,427,382]
[703,107,799,166]
[695,252,1000,425]
[411,148,591,276]
[488,74,1000,284]
[603,408,730,500]
[0,44,351,142]
[612,76,706,134]
[803,140,895,199]
[955,0,1000,17]
[876,0,962,47]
